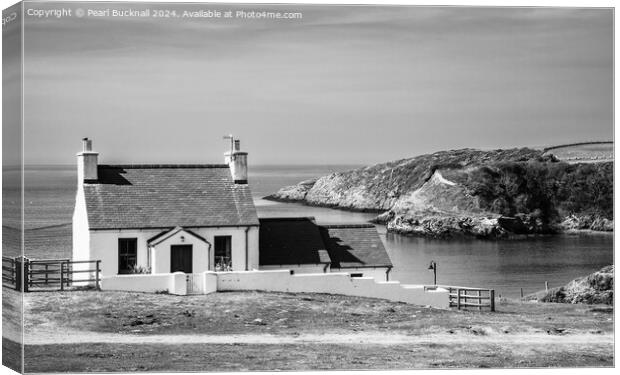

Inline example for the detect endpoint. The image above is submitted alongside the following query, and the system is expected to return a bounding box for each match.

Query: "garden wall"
[217,270,449,308]
[101,270,449,309]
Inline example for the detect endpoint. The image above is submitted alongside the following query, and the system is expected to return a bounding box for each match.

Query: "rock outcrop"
[267,148,613,238]
[559,215,614,232]
[525,266,614,305]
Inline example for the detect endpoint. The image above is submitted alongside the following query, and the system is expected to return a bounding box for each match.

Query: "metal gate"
[186,274,203,295]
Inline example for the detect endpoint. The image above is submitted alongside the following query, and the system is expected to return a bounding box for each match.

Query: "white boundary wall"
[102,272,188,295]
[102,270,449,308]
[217,270,449,308]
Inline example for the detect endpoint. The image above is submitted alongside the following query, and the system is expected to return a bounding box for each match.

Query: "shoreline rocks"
[266,191,614,238]
[525,266,614,305]
[559,214,614,232]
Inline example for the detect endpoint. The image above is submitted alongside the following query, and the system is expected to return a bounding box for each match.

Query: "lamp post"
[428,260,437,285]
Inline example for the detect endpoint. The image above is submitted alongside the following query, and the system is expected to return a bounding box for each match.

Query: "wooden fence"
[2,256,17,289]
[426,285,495,311]
[2,256,101,292]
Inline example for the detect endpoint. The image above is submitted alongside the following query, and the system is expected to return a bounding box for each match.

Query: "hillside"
[267,148,613,237]
[525,265,614,305]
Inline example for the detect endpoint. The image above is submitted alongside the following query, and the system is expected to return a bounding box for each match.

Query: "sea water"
[3,165,614,298]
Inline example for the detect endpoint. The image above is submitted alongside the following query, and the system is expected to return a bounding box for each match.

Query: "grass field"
[22,340,614,372]
[2,288,613,372]
[544,142,613,163]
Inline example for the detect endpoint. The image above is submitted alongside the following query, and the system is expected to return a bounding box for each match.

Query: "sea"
[2,164,614,298]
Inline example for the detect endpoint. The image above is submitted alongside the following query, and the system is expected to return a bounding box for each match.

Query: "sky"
[4,1,614,165]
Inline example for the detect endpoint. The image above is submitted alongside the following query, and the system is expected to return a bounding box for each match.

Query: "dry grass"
[1,288,613,371]
[24,340,613,372]
[18,289,613,337]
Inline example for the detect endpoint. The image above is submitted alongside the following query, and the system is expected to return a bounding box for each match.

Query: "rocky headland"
[266,148,613,238]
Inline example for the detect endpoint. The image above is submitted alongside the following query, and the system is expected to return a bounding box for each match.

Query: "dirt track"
[21,329,613,346]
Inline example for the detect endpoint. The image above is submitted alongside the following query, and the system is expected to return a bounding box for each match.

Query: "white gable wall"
[72,186,91,281]
[89,226,259,277]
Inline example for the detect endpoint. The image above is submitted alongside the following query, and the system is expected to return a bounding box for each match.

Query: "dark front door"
[170,245,193,273]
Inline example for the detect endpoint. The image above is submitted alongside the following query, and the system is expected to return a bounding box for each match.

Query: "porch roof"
[147,226,209,247]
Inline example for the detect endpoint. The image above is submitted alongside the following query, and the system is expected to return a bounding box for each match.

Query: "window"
[118,238,137,274]
[350,273,363,278]
[214,236,232,271]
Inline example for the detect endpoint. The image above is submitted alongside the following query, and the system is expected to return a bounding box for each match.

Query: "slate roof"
[84,165,259,230]
[259,217,331,265]
[258,218,392,268]
[320,224,393,268]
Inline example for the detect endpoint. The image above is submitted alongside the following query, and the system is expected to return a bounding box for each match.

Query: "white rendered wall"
[102,273,174,294]
[225,152,248,182]
[71,187,91,281]
[332,267,390,282]
[76,152,98,181]
[101,272,194,295]
[187,227,258,271]
[259,264,328,274]
[90,229,157,277]
[216,270,450,309]
[100,270,449,308]
[202,272,218,294]
[246,226,259,270]
[89,226,258,277]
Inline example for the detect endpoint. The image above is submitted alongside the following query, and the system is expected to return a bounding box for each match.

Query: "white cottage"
[72,138,259,278]
[73,137,395,285]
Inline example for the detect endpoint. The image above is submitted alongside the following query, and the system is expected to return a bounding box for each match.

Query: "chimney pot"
[77,138,98,182]
[224,138,248,184]
[82,138,92,152]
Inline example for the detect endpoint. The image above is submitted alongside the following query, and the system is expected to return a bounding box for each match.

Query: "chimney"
[224,138,248,184]
[77,137,99,182]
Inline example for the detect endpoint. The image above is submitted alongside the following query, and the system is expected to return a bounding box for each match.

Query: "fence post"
[490,290,495,312]
[11,258,15,288]
[45,264,49,285]
[96,261,101,291]
[456,288,461,310]
[13,257,24,291]
[60,262,64,291]
[68,261,72,287]
[23,258,29,293]
[478,290,482,311]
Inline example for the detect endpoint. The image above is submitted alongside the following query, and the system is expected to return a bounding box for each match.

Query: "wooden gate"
[186,274,203,295]
[443,286,495,311]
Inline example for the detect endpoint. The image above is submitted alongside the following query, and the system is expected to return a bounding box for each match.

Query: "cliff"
[525,266,614,305]
[267,148,613,238]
